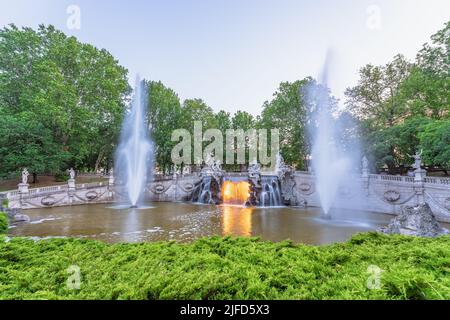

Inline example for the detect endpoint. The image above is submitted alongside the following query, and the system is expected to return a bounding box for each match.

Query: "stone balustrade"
[288,171,450,223]
[1,170,449,223]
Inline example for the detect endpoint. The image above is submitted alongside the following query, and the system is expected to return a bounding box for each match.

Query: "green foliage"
[0,112,69,177]
[0,212,8,234]
[346,21,450,171]
[345,54,412,127]
[0,24,130,176]
[418,120,450,168]
[259,79,313,169]
[0,233,448,300]
[147,81,182,173]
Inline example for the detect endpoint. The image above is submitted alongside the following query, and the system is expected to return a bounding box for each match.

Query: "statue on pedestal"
[21,168,29,184]
[275,153,290,180]
[108,168,115,185]
[68,168,76,180]
[362,156,369,177]
[408,150,423,171]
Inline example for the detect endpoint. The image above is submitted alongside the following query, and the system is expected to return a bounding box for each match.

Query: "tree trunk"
[32,172,37,184]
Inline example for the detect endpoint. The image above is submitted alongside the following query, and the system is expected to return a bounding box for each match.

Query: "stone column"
[67,178,76,205]
[108,169,115,199]
[413,168,427,204]
[18,183,29,194]
[68,178,76,190]
[361,156,370,195]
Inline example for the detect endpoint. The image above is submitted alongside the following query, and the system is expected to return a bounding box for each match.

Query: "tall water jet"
[305,54,352,217]
[115,76,153,207]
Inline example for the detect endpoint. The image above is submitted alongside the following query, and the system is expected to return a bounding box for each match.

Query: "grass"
[0,232,449,300]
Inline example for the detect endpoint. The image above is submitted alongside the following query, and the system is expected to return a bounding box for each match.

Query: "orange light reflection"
[222,206,253,237]
[221,180,250,205]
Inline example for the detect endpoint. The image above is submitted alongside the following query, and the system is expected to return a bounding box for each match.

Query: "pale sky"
[0,0,449,115]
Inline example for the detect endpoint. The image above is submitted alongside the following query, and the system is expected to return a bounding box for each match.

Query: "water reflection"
[221,206,253,237]
[7,202,432,245]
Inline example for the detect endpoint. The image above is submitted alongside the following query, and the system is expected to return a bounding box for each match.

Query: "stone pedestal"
[18,183,29,194]
[414,169,427,182]
[362,168,369,179]
[68,178,76,189]
[108,175,115,199]
[414,169,427,203]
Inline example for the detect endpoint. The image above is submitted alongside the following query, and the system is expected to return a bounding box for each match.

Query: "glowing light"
[221,180,250,205]
[222,206,253,236]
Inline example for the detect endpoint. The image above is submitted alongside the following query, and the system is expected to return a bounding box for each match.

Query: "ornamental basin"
[7,202,441,245]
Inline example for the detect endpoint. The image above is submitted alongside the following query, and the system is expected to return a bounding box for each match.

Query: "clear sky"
[1,0,449,115]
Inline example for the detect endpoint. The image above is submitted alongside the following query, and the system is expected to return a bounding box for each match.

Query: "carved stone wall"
[4,171,450,224]
[287,172,450,223]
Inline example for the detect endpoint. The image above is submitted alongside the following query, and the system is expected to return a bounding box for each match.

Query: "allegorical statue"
[362,156,369,171]
[408,150,423,171]
[248,158,261,178]
[21,168,29,184]
[68,168,76,180]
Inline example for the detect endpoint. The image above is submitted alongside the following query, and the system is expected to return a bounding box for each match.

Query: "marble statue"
[410,150,423,171]
[362,156,369,171]
[68,168,76,180]
[275,153,290,180]
[248,159,261,178]
[21,168,29,184]
[204,152,215,167]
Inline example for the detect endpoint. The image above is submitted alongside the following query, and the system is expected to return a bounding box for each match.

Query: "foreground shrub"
[0,212,8,234]
[0,233,448,300]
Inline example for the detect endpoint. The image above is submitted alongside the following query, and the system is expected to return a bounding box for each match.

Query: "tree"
[180,98,218,130]
[214,110,232,134]
[418,119,450,172]
[345,54,412,127]
[147,80,182,173]
[0,24,130,176]
[231,111,254,131]
[0,111,69,180]
[260,78,316,169]
[401,22,449,119]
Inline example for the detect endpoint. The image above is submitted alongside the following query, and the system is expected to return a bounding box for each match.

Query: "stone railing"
[2,180,113,209]
[290,171,450,223]
[368,174,415,183]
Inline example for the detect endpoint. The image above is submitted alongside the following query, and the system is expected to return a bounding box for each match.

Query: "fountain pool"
[7,203,407,245]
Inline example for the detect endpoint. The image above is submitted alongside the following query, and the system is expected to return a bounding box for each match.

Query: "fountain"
[306,57,352,217]
[115,76,154,207]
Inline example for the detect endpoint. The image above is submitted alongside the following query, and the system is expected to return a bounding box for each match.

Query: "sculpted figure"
[408,150,423,170]
[68,168,76,179]
[362,156,369,171]
[21,168,29,184]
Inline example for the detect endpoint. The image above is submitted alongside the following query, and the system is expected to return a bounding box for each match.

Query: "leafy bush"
[0,232,448,300]
[0,212,8,234]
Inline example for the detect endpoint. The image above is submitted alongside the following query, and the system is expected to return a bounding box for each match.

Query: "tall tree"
[147,80,182,173]
[0,24,130,176]
[345,54,412,127]
[401,21,449,119]
[260,78,315,169]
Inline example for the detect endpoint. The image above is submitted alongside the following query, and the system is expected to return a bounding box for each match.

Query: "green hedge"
[0,212,8,234]
[0,232,449,300]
